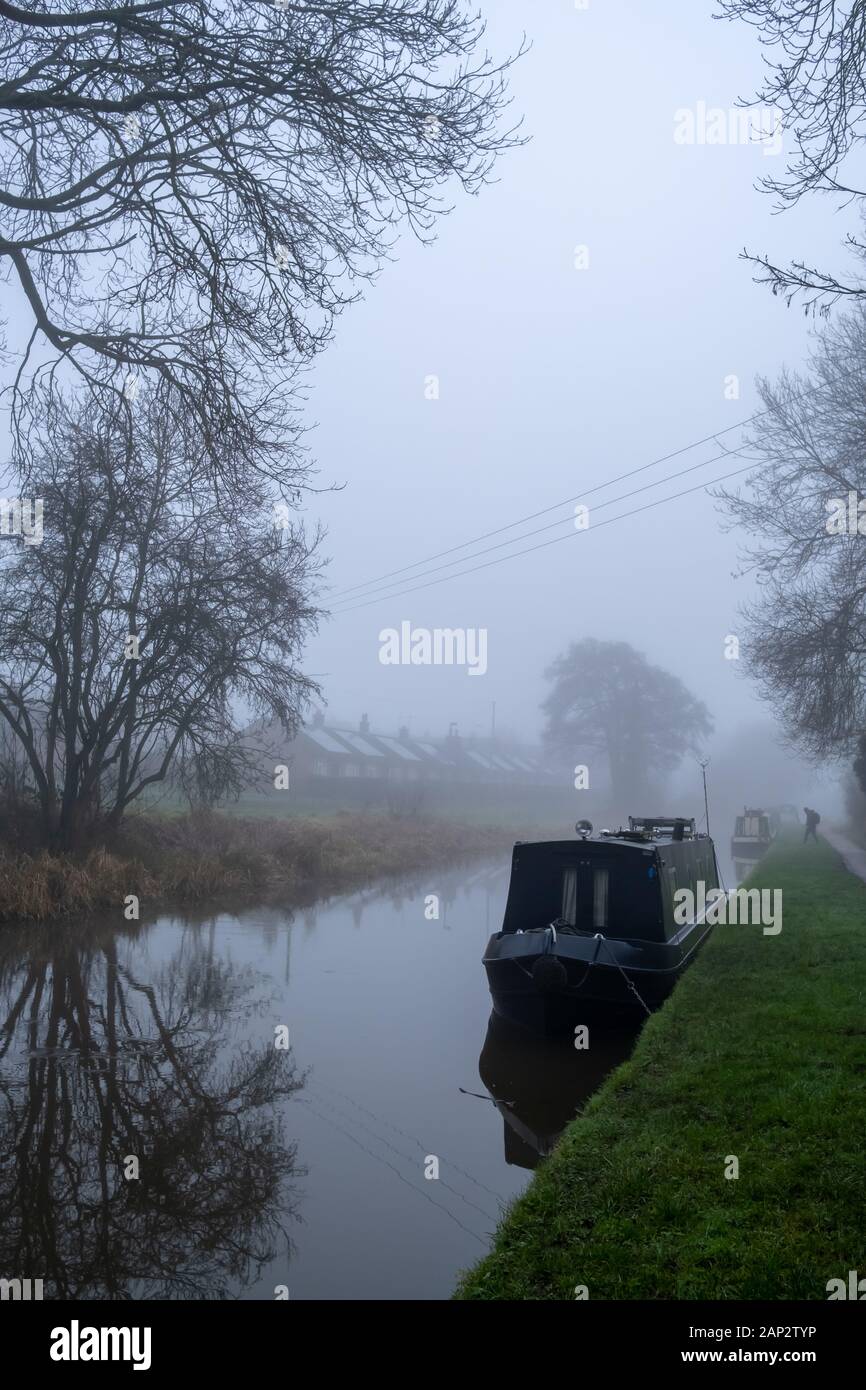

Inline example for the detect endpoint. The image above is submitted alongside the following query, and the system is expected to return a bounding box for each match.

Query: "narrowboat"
[730,806,774,863]
[482,816,719,1034]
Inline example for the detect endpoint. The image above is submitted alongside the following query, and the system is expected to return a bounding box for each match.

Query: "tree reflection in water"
[0,919,305,1299]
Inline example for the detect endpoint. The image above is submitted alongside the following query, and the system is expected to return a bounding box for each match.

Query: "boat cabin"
[733,808,772,842]
[501,817,718,946]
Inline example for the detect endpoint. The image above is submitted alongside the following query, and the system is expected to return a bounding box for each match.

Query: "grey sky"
[301,0,848,780]
[0,1,847,808]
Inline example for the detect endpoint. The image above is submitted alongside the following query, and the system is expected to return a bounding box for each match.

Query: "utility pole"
[699,758,711,836]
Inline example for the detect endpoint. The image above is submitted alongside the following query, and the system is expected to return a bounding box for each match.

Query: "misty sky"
[0,1,848,809]
[299,0,849,792]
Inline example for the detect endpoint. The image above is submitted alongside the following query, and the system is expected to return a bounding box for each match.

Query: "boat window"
[561,868,578,926]
[592,868,609,928]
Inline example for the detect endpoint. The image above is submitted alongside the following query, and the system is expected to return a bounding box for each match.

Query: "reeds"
[0,808,510,923]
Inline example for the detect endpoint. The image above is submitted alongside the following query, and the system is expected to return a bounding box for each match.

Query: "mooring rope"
[593,933,653,1016]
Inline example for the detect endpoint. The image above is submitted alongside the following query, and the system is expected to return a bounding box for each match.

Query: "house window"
[343,763,360,777]
[593,869,609,928]
[313,760,328,777]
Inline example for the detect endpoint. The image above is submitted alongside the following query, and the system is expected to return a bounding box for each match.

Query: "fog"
[290,0,846,817]
[1,2,860,1319]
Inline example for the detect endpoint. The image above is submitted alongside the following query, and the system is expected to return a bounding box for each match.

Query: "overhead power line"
[328,444,752,611]
[328,458,756,616]
[326,410,763,604]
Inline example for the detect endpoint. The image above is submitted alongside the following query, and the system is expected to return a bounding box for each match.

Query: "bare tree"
[717,0,866,311]
[541,639,713,810]
[0,1,523,481]
[0,387,320,848]
[716,302,866,761]
[855,731,866,793]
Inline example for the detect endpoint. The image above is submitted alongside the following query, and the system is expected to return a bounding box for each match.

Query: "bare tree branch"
[0,0,525,480]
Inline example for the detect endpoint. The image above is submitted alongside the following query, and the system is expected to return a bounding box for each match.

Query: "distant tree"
[717,0,866,311]
[716,300,866,764]
[854,732,866,796]
[844,761,866,839]
[0,387,320,849]
[0,0,523,481]
[541,639,713,809]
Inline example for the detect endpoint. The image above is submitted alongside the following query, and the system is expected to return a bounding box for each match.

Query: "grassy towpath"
[457,836,866,1300]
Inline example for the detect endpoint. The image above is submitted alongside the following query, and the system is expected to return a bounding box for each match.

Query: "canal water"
[0,846,737,1301]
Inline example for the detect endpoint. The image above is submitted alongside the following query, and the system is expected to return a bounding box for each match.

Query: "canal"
[0,845,738,1300]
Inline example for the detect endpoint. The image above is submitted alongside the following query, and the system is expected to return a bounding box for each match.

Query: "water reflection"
[0,920,304,1300]
[0,856,641,1300]
[732,856,763,883]
[478,1011,640,1170]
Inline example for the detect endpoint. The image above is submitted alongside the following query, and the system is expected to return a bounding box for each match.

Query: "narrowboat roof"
[511,836,656,854]
[513,817,711,856]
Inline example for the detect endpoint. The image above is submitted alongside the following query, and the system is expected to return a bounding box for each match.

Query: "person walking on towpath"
[803,807,821,843]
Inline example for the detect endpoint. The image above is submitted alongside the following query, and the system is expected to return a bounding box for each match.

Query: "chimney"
[312,709,325,728]
[360,713,370,733]
[398,724,410,740]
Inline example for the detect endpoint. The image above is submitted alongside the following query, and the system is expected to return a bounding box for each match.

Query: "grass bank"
[0,809,513,924]
[457,836,866,1300]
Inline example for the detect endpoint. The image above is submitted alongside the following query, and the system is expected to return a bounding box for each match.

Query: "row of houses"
[263,714,562,788]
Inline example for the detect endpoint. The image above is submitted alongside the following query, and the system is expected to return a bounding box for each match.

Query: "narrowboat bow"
[483,816,719,1034]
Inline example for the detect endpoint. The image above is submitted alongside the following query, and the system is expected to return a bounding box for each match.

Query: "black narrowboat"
[730,806,774,863]
[482,816,719,1034]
